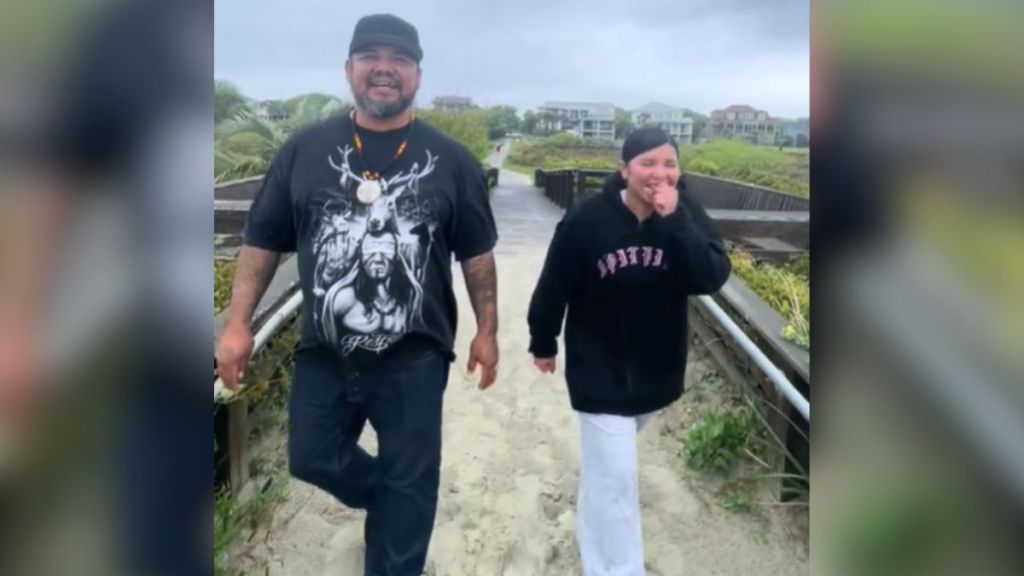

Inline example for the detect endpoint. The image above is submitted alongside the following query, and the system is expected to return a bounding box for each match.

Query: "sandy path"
[231,165,808,575]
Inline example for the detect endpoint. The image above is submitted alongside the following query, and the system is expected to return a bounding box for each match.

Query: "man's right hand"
[215,323,254,391]
[213,246,282,392]
[533,356,556,374]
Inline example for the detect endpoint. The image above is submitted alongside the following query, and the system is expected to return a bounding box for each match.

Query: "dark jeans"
[288,346,449,576]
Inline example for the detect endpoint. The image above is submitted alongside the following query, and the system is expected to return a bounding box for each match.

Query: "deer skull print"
[314,146,440,355]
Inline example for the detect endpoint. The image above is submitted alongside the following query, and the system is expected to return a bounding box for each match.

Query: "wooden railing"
[534,168,809,212]
[485,166,499,189]
[533,168,810,256]
[213,257,299,492]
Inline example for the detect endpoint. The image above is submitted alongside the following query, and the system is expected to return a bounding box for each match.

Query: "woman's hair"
[621,126,678,164]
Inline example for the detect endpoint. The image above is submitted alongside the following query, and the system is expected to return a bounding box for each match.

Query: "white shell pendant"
[357,179,383,204]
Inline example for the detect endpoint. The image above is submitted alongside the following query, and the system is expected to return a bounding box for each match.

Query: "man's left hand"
[467,332,498,390]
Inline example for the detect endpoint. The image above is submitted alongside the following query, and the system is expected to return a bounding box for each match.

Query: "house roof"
[710,104,772,119]
[433,95,473,105]
[540,101,616,118]
[633,102,681,113]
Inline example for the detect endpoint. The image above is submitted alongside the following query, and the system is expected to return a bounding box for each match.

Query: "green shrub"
[722,484,756,514]
[507,135,810,199]
[214,261,236,315]
[686,158,720,176]
[506,134,619,172]
[416,109,491,161]
[729,250,810,349]
[680,139,809,197]
[683,407,757,474]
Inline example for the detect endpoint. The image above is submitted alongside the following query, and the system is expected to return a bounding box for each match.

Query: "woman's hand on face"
[533,356,556,374]
[640,181,678,216]
[648,181,679,216]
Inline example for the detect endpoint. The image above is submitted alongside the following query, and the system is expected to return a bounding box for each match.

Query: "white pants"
[576,411,656,576]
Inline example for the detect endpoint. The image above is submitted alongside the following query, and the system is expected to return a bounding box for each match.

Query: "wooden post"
[688,302,750,393]
[572,170,586,210]
[227,398,250,494]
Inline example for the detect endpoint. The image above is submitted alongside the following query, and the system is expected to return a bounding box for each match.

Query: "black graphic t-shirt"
[243,115,498,368]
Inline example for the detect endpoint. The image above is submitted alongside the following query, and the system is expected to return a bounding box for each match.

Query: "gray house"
[432,95,475,113]
[709,104,781,146]
[538,101,616,141]
[631,102,694,145]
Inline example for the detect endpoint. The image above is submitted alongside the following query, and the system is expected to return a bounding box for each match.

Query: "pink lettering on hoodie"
[626,246,639,265]
[605,253,619,275]
[597,246,668,278]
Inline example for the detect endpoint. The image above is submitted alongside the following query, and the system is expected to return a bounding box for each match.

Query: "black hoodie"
[528,173,731,416]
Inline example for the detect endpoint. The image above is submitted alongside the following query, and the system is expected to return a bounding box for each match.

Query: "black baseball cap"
[349,14,423,63]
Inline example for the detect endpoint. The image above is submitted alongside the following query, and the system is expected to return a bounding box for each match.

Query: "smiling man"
[346,16,422,120]
[215,13,499,576]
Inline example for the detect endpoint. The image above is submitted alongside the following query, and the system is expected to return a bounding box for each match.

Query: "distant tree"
[263,100,289,120]
[213,87,352,182]
[215,80,250,124]
[522,110,539,135]
[214,116,284,182]
[536,110,559,134]
[483,105,520,139]
[280,93,352,133]
[416,109,491,160]
[614,107,635,139]
[687,110,710,142]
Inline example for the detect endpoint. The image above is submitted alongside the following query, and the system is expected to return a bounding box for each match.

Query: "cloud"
[215,0,809,117]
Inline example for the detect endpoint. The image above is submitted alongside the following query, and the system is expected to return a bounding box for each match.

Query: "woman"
[528,127,731,575]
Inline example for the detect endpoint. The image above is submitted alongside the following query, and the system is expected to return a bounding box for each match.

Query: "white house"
[631,102,694,145]
[538,101,616,141]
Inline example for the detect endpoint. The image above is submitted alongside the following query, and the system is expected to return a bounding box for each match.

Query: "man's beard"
[354,91,416,120]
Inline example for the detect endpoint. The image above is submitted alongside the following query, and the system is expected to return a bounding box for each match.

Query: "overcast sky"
[215,0,809,118]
